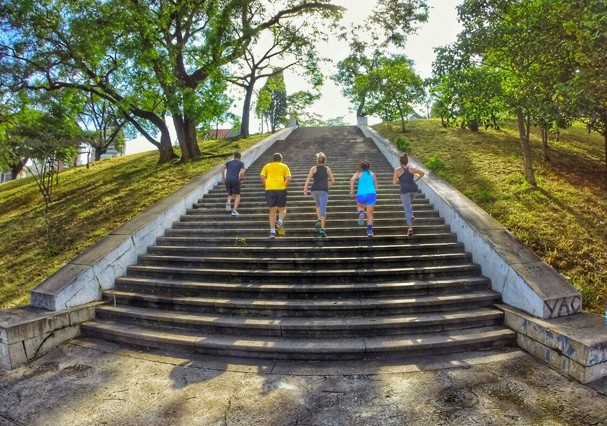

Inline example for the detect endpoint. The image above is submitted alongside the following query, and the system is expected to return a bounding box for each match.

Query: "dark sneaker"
[315,220,322,228]
[319,228,327,238]
[367,230,374,237]
[276,220,286,237]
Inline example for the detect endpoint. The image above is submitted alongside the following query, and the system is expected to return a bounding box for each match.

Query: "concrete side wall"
[500,304,607,384]
[359,125,581,319]
[0,303,99,370]
[30,127,294,311]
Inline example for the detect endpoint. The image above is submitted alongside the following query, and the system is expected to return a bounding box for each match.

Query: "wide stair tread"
[82,320,515,360]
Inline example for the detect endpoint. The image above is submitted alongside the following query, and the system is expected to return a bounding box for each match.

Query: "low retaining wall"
[0,127,293,370]
[359,125,581,319]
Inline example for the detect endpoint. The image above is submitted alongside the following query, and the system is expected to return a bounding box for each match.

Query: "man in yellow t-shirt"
[260,152,291,238]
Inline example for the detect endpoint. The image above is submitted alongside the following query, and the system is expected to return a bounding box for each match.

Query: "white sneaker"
[231,210,239,216]
[225,201,231,211]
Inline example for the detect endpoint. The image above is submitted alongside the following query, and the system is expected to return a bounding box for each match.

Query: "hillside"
[1,120,605,314]
[0,134,268,309]
[374,119,607,314]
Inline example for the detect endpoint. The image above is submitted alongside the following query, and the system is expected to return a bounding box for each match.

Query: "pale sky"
[126,0,463,154]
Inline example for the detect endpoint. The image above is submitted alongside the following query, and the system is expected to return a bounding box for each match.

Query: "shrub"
[394,136,412,153]
[425,154,445,173]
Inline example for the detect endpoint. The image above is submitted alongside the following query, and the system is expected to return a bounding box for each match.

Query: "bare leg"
[233,194,241,210]
[268,206,277,229]
[366,205,375,225]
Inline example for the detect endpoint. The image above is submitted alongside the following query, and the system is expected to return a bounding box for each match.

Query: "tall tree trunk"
[541,126,549,162]
[11,158,27,180]
[126,110,177,164]
[95,147,105,161]
[240,80,256,138]
[516,108,537,186]
[173,115,202,162]
[604,132,607,171]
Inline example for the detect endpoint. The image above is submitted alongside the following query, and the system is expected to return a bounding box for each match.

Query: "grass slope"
[0,135,267,309]
[374,119,607,314]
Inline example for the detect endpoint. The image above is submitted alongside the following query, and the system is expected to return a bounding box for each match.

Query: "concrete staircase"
[82,126,516,360]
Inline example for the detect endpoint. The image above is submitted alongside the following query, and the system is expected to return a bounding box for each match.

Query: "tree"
[333,0,428,118]
[0,0,344,163]
[455,0,578,185]
[286,90,321,124]
[258,72,288,133]
[565,1,607,169]
[430,46,507,131]
[4,93,84,250]
[78,94,126,162]
[228,21,327,138]
[364,55,425,132]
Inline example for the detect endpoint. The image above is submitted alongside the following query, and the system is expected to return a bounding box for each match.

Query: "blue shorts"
[356,193,377,206]
[266,190,287,208]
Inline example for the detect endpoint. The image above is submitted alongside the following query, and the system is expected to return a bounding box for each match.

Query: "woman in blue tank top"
[392,153,425,236]
[303,152,335,238]
[350,160,378,237]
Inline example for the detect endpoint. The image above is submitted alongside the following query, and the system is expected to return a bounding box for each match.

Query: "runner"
[260,153,291,238]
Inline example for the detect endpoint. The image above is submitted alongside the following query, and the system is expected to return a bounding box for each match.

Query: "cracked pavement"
[1,338,607,425]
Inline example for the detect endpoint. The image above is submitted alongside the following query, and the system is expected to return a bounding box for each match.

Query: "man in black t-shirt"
[221,152,245,216]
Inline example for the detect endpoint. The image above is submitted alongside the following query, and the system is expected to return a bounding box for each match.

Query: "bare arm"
[392,168,401,185]
[220,164,227,181]
[303,166,315,194]
[410,167,425,182]
[349,172,359,197]
[327,167,336,188]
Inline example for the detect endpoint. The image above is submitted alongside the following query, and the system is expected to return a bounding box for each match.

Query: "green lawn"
[0,135,268,309]
[374,119,607,314]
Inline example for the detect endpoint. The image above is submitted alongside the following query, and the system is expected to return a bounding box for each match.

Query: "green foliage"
[424,154,445,174]
[257,72,288,133]
[394,136,412,153]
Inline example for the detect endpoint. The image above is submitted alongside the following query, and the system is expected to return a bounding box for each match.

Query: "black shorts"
[265,190,287,208]
[225,179,241,196]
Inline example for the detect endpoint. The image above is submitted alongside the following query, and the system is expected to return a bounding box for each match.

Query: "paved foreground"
[1,338,606,425]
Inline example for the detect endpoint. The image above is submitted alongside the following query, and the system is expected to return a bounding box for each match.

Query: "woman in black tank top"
[303,152,336,237]
[392,153,425,236]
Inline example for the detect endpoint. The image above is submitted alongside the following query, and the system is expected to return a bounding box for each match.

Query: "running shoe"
[319,228,327,238]
[276,220,286,237]
[225,201,231,211]
[269,232,276,239]
[358,211,365,226]
[367,230,374,237]
[231,210,239,216]
[315,219,322,228]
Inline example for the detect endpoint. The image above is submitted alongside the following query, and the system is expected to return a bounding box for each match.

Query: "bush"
[394,136,412,153]
[425,154,445,173]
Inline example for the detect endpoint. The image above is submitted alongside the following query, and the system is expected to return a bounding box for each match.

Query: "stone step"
[162,224,451,237]
[113,276,491,298]
[124,263,483,284]
[155,233,460,247]
[81,321,516,360]
[101,289,501,316]
[183,208,439,219]
[135,252,473,270]
[170,217,446,230]
[93,305,505,337]
[146,241,466,257]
